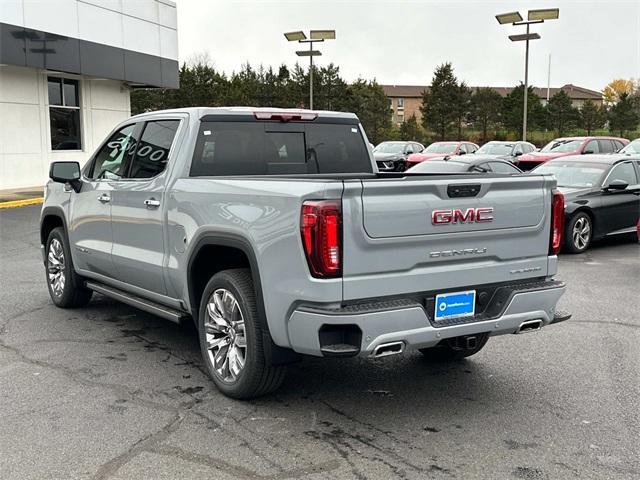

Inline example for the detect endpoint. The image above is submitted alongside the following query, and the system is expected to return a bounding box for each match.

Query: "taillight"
[550,189,565,255]
[301,200,342,278]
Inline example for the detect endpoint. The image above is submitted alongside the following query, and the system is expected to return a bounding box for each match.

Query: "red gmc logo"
[432,207,494,225]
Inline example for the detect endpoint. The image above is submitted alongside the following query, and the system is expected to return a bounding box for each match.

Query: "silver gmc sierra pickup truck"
[40,107,570,399]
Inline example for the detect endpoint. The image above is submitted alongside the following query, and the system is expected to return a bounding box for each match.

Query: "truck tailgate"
[341,175,555,301]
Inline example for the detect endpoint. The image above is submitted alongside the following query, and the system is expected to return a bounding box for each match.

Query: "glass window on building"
[397,97,404,109]
[397,113,405,124]
[48,77,82,151]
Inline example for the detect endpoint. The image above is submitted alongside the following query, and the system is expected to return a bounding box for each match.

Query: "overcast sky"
[175,0,639,92]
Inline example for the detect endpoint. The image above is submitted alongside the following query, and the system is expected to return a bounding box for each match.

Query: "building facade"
[0,0,178,190]
[383,84,603,126]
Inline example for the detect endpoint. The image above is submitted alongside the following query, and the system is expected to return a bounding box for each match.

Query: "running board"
[85,281,190,324]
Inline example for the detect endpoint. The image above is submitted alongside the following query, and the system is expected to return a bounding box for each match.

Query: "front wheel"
[565,212,592,253]
[419,333,490,362]
[198,269,286,399]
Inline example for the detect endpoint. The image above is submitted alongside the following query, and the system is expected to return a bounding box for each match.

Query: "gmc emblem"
[432,207,494,225]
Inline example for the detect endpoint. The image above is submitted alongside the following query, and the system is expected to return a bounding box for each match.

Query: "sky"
[175,0,640,93]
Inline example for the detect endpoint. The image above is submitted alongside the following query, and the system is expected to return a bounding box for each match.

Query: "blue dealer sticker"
[434,290,476,321]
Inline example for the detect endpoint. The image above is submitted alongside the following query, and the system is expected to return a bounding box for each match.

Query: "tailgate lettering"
[432,207,494,225]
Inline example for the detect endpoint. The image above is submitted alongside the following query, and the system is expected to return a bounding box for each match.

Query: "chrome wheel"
[572,216,591,250]
[47,238,66,297]
[204,289,246,382]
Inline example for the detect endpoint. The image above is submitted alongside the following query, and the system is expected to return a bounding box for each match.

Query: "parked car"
[619,138,640,155]
[406,155,522,174]
[41,107,569,399]
[532,155,640,253]
[470,141,537,165]
[406,141,478,168]
[373,141,424,171]
[517,136,630,170]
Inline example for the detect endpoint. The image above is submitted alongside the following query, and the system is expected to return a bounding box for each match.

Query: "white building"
[0,0,179,190]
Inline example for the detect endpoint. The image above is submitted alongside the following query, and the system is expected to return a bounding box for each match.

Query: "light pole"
[496,9,558,141]
[284,30,336,110]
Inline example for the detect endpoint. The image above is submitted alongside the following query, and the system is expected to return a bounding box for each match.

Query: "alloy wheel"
[204,289,247,382]
[572,216,591,250]
[47,238,66,297]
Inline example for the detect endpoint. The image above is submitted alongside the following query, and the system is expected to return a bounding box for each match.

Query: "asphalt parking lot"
[1,204,638,480]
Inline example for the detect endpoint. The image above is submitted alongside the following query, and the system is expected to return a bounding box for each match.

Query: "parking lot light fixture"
[495,9,558,141]
[284,29,335,110]
[495,12,523,24]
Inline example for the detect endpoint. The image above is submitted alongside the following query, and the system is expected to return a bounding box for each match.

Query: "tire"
[565,212,592,254]
[419,333,489,362]
[45,227,93,308]
[198,269,286,399]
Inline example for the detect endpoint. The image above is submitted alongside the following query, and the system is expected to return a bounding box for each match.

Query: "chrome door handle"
[98,194,111,203]
[144,198,161,208]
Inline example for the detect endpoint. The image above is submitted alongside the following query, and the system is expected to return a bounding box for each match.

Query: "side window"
[607,162,638,186]
[468,144,478,153]
[583,140,599,154]
[89,124,137,180]
[471,162,491,173]
[414,143,424,153]
[459,144,468,154]
[490,161,520,174]
[513,144,523,155]
[524,143,535,153]
[128,120,180,179]
[597,139,614,153]
[405,144,414,154]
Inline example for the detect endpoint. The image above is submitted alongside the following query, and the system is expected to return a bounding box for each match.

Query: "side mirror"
[603,179,628,191]
[49,161,82,192]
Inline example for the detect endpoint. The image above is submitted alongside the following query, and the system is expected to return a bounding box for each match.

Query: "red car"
[517,136,629,170]
[406,141,479,167]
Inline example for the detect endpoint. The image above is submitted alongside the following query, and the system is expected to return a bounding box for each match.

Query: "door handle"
[144,198,161,208]
[98,194,111,203]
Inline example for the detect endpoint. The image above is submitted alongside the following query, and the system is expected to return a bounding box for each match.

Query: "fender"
[40,205,69,262]
[186,232,300,366]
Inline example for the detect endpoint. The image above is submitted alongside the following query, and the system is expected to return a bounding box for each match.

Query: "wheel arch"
[40,206,68,249]
[186,232,300,366]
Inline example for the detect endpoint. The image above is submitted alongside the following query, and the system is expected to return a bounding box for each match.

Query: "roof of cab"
[130,106,358,121]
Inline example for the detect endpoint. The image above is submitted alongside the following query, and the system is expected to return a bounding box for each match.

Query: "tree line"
[132,60,640,146]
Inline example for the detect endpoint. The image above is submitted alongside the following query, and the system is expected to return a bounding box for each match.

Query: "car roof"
[550,136,626,142]
[543,154,639,164]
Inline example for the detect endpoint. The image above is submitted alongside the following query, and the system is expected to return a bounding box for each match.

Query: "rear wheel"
[45,227,93,308]
[419,333,489,362]
[198,269,286,399]
[565,212,592,253]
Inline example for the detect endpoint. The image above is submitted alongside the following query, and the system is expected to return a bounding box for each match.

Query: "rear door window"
[597,139,614,153]
[190,121,371,176]
[127,120,180,179]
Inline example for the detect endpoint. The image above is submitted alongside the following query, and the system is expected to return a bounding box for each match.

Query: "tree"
[608,93,639,137]
[546,90,579,136]
[603,79,635,105]
[469,87,502,142]
[454,82,472,138]
[420,63,460,140]
[579,100,606,135]
[502,84,545,135]
[346,79,392,145]
[399,114,422,141]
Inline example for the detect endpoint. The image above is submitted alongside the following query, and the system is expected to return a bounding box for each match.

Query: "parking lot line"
[0,197,44,209]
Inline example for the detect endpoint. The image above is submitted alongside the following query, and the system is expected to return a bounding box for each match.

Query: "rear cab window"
[190,116,372,176]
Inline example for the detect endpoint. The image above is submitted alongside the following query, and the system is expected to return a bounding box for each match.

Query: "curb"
[0,197,44,209]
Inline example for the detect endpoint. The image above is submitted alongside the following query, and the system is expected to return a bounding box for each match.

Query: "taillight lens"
[550,189,565,255]
[301,200,342,278]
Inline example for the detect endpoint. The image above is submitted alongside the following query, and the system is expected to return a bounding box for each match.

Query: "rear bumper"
[286,280,567,357]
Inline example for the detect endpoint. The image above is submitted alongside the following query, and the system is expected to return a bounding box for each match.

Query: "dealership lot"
[1,205,638,479]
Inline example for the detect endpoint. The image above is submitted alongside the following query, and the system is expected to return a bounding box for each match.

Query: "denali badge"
[432,207,494,225]
[429,248,487,258]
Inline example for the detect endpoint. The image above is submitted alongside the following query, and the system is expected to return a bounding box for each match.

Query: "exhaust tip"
[516,319,543,334]
[372,341,405,358]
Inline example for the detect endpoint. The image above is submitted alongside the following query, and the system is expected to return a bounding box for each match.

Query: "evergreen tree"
[579,100,606,135]
[502,84,545,135]
[469,87,503,142]
[608,93,639,137]
[420,63,460,140]
[399,114,422,142]
[546,90,579,136]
